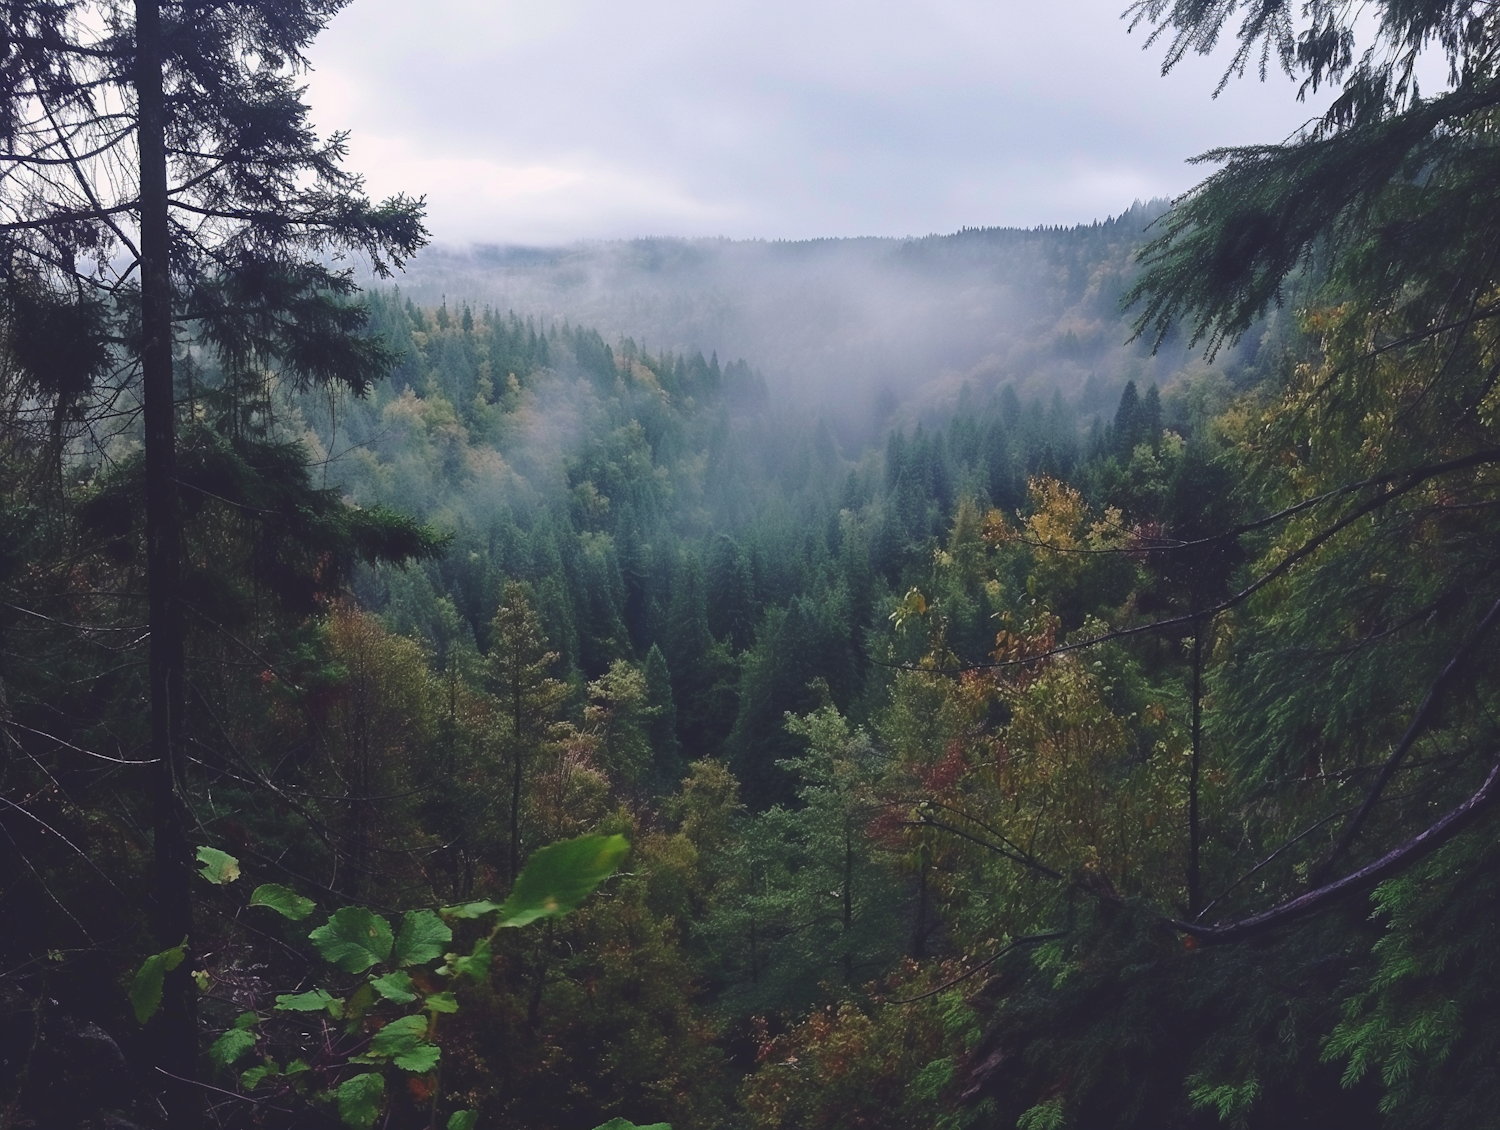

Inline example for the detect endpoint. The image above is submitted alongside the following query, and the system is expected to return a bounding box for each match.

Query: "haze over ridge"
[369,200,1267,431]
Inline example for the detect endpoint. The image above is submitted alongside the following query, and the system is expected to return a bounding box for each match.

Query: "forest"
[4,0,1500,1129]
[371,201,1237,432]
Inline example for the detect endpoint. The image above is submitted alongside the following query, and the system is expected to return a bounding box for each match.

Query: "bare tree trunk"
[911,845,928,960]
[510,652,523,888]
[842,823,854,984]
[1188,620,1203,916]
[136,0,197,1123]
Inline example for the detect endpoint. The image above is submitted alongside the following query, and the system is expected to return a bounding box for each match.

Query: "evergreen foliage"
[7,1,1500,1125]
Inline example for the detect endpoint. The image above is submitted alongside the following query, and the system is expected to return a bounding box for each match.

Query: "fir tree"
[488,582,567,887]
[643,643,684,788]
[0,0,425,1116]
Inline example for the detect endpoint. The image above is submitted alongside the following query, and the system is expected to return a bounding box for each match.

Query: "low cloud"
[307,0,1330,244]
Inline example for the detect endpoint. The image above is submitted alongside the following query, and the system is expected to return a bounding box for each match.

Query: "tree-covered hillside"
[377,205,1285,432]
[6,0,1500,1127]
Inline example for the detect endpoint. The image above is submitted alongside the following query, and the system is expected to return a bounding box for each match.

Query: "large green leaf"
[275,988,342,1017]
[392,909,451,967]
[440,900,499,920]
[129,944,185,1024]
[369,1014,438,1071]
[250,883,315,920]
[392,1042,440,1072]
[309,907,393,973]
[441,937,490,981]
[448,1112,478,1130]
[209,1027,256,1069]
[424,991,459,1014]
[337,1073,384,1130]
[369,1013,427,1053]
[591,1120,672,1130]
[497,834,630,928]
[240,1065,276,1090]
[370,970,417,1004]
[196,846,241,886]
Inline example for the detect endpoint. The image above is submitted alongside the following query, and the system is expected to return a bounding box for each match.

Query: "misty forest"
[5,1,1500,1129]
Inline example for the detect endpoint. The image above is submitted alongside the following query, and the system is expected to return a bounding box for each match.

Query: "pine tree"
[643,643,684,788]
[0,1,425,1118]
[1142,383,1163,451]
[488,582,567,887]
[707,534,756,651]
[1112,380,1142,458]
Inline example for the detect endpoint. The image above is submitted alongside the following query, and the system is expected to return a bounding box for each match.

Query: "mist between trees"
[364,202,1273,445]
[10,257,1498,1128]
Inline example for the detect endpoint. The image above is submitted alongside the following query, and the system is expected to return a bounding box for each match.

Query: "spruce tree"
[488,581,567,888]
[707,534,756,651]
[0,0,424,1120]
[643,643,684,788]
[1112,380,1142,458]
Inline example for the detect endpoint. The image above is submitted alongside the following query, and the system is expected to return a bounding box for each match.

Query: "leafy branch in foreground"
[133,834,632,1129]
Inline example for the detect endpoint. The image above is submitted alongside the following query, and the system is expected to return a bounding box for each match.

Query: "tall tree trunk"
[842,823,853,985]
[135,0,197,1123]
[510,654,522,888]
[1188,619,1203,916]
[911,845,928,959]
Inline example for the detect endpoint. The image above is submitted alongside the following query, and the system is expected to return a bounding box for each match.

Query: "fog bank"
[370,201,1238,430]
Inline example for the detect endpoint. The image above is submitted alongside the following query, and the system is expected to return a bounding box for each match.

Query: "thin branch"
[2,719,157,765]
[889,931,1067,1004]
[1178,756,1500,944]
[907,817,1065,881]
[1315,591,1500,877]
[1192,809,1346,922]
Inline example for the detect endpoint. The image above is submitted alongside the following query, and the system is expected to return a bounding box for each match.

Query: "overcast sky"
[304,0,1330,245]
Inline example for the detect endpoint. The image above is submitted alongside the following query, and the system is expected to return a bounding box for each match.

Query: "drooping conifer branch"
[1176,758,1500,944]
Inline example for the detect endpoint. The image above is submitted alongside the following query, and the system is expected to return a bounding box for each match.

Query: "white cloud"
[304,0,1332,243]
[343,135,740,243]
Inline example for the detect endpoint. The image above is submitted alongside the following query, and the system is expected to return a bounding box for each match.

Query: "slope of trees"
[6,0,1500,1126]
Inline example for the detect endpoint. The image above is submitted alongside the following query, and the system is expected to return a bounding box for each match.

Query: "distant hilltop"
[359,200,1278,425]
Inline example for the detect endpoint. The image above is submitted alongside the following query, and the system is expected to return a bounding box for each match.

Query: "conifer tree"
[488,582,567,887]
[664,554,736,758]
[706,534,756,650]
[643,643,684,787]
[1112,380,1142,457]
[0,0,425,1119]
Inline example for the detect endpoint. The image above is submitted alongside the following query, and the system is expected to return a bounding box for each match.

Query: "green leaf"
[369,1014,428,1059]
[337,1073,384,1130]
[496,834,630,928]
[392,1042,440,1072]
[250,883,315,920]
[371,970,418,1004]
[344,983,374,1022]
[424,991,459,1014]
[448,1113,478,1130]
[285,1058,310,1075]
[196,846,241,886]
[441,937,491,981]
[440,900,500,920]
[233,1011,260,1029]
[309,907,393,973]
[591,1120,672,1130]
[393,909,452,967]
[240,1065,276,1090]
[209,1027,257,1069]
[130,944,185,1024]
[275,988,342,1016]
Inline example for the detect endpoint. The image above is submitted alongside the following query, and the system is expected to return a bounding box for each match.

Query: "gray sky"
[305,0,1330,245]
